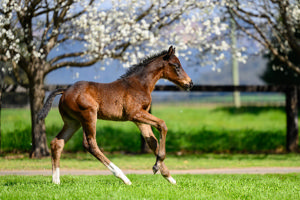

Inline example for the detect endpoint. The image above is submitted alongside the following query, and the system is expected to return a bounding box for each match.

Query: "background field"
[1,103,288,153]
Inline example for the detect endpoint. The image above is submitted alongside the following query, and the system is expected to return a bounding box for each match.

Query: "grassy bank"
[1,174,300,199]
[1,104,288,153]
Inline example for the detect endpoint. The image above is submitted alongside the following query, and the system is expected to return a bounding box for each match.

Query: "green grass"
[2,153,300,170]
[0,104,289,153]
[0,174,300,199]
[1,104,299,199]
[194,93,285,105]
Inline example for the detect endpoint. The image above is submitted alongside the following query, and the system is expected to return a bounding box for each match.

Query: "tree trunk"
[0,69,3,155]
[28,64,49,158]
[286,86,299,153]
[0,88,2,154]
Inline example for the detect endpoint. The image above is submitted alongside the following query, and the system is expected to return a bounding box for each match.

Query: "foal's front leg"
[134,112,176,184]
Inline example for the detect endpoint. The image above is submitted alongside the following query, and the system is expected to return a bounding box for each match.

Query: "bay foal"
[39,46,193,185]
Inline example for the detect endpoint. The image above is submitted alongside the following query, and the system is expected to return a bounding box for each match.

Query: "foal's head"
[161,46,193,90]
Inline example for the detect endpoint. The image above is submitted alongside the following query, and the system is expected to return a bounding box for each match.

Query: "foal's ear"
[163,46,176,60]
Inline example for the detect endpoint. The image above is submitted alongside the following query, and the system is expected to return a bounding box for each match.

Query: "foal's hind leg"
[81,112,131,185]
[136,123,176,184]
[51,119,80,184]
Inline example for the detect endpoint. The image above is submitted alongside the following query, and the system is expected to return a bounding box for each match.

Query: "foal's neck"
[127,63,163,93]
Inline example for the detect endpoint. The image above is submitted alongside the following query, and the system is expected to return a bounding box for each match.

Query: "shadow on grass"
[213,106,286,115]
[1,124,286,154]
[166,127,285,153]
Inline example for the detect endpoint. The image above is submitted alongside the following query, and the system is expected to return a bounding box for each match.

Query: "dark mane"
[120,50,168,79]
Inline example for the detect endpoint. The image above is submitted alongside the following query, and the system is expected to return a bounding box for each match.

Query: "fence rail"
[43,84,299,152]
[45,84,291,93]
[153,85,291,92]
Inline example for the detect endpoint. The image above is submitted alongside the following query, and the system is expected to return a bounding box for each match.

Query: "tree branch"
[0,55,9,62]
[12,61,29,88]
[57,36,85,44]
[233,5,286,51]
[235,5,280,33]
[47,57,102,74]
[47,43,128,74]
[49,52,86,65]
[135,4,154,22]
[33,7,55,17]
[63,0,95,22]
[42,0,95,54]
[229,5,300,75]
[230,7,274,52]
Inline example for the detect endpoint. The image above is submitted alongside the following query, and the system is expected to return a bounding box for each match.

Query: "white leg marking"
[52,167,60,184]
[165,176,176,185]
[108,163,132,185]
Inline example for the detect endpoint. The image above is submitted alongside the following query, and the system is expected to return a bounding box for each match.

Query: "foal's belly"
[96,96,127,121]
[97,104,126,121]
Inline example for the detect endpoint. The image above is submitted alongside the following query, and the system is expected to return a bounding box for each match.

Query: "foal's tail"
[38,88,66,121]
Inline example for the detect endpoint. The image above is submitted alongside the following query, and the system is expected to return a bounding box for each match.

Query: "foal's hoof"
[121,178,132,185]
[152,164,159,174]
[165,176,176,185]
[52,178,60,184]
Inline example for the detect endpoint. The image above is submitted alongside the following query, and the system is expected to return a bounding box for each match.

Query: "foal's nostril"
[183,80,193,91]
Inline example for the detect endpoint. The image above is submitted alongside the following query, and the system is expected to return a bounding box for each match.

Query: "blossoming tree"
[227,0,300,74]
[0,0,232,157]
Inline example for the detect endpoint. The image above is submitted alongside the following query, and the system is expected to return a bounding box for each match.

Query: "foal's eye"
[170,63,181,75]
[170,63,180,70]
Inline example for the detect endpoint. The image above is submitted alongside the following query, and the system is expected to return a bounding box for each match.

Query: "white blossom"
[5,50,11,59]
[0,0,250,74]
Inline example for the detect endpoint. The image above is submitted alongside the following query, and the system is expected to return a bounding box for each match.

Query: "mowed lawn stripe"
[0,174,300,199]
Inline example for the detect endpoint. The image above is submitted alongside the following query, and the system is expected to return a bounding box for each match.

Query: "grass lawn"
[1,104,299,199]
[1,174,300,199]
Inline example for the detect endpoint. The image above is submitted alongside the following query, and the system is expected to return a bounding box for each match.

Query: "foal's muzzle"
[183,80,193,91]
